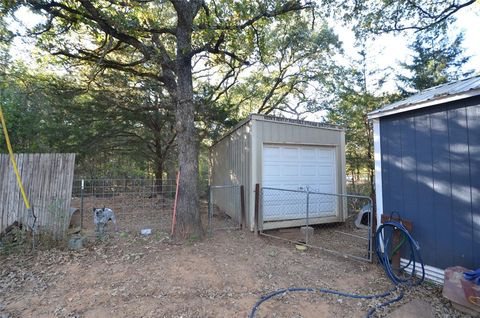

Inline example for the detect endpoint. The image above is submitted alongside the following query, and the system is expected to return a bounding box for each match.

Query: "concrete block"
[300,226,314,239]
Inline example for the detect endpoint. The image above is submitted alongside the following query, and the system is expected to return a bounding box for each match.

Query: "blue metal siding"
[380,95,480,270]
[430,109,454,268]
[414,113,435,264]
[467,104,480,267]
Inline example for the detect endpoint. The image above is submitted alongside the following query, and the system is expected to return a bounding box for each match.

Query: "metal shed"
[210,114,346,231]
[368,76,480,283]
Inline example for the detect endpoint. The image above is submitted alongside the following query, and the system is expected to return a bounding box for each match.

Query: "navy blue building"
[368,76,480,283]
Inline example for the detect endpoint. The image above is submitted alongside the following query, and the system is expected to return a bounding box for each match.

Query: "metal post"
[208,185,212,234]
[254,184,260,236]
[235,187,238,227]
[240,185,246,230]
[112,179,115,213]
[368,198,373,261]
[305,186,310,245]
[80,179,84,229]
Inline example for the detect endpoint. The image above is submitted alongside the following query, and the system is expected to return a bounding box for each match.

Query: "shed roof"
[368,75,480,119]
[211,113,342,147]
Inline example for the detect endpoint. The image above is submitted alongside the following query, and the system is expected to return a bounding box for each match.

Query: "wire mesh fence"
[259,186,373,262]
[71,179,177,234]
[207,185,245,233]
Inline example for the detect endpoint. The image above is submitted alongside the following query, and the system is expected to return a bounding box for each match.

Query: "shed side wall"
[380,95,480,270]
[210,122,252,225]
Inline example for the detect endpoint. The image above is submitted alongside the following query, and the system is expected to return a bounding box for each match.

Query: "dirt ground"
[0,226,470,318]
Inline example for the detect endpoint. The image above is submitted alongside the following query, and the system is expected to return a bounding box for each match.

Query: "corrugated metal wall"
[210,122,251,222]
[380,96,480,270]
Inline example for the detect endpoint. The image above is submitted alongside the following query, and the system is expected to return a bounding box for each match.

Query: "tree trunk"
[155,160,163,194]
[173,17,203,239]
[350,170,356,193]
[166,159,176,182]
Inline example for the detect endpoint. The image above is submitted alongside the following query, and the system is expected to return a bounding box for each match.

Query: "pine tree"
[397,22,471,94]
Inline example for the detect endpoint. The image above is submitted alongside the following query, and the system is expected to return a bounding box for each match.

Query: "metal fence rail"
[207,185,245,233]
[259,186,373,262]
[71,178,177,233]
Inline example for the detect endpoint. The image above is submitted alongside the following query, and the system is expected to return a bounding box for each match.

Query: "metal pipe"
[80,179,84,229]
[209,185,240,189]
[305,186,310,245]
[259,232,369,263]
[208,185,212,235]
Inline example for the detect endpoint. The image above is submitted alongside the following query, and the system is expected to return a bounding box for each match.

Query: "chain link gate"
[207,185,245,233]
[258,186,373,262]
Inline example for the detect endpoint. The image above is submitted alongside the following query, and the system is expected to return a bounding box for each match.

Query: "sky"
[333,7,480,91]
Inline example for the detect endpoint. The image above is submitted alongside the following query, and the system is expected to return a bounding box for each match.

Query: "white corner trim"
[373,119,383,229]
[250,119,258,231]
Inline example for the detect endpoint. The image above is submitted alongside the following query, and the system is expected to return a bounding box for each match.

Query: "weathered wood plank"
[0,153,75,237]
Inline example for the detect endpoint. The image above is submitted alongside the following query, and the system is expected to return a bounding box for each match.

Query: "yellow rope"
[0,105,31,209]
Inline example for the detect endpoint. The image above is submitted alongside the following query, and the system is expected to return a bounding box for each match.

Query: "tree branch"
[195,1,313,30]
[76,0,153,57]
[51,49,166,82]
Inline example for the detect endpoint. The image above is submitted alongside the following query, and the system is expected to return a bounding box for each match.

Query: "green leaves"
[396,21,472,94]
[332,0,476,35]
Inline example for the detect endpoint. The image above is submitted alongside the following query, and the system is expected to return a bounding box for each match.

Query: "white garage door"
[262,144,337,221]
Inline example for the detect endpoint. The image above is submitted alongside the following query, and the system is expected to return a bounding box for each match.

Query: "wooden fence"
[0,153,75,238]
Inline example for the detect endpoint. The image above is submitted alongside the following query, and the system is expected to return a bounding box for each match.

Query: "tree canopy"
[396,21,471,94]
[333,0,476,33]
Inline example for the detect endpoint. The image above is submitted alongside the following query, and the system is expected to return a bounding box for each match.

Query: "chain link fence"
[207,185,245,233]
[259,186,373,262]
[71,179,176,234]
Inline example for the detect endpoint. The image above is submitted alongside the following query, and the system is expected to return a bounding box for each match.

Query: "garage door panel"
[317,150,333,160]
[263,144,337,221]
[282,147,299,160]
[282,183,304,190]
[318,165,334,177]
[300,165,317,176]
[263,163,281,176]
[300,148,316,160]
[283,165,299,176]
[264,146,281,159]
[262,190,307,221]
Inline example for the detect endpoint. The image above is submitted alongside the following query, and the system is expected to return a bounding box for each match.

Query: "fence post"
[208,185,212,235]
[254,184,260,236]
[305,186,310,245]
[240,185,246,230]
[80,179,84,229]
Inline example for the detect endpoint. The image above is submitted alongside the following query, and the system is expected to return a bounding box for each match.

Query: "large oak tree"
[7,0,315,238]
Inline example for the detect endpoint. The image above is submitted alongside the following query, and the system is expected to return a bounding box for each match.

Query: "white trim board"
[373,119,383,230]
[401,258,445,285]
